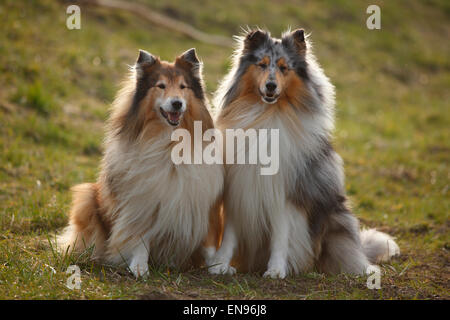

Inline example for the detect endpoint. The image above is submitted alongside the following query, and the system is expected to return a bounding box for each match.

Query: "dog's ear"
[244,29,268,52]
[136,49,159,77]
[283,29,306,53]
[178,48,200,65]
[176,48,206,99]
[176,48,202,77]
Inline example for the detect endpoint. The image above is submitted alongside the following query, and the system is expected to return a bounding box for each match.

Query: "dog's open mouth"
[259,90,279,104]
[261,96,278,104]
[160,108,182,126]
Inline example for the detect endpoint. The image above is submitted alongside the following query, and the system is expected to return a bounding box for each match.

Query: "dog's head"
[113,48,210,141]
[236,29,308,105]
[134,48,205,127]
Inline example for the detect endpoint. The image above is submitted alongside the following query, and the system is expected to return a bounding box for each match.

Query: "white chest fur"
[103,132,224,265]
[219,105,330,253]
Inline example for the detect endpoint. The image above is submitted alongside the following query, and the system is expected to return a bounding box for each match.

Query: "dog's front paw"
[129,259,149,278]
[263,267,287,279]
[208,262,236,275]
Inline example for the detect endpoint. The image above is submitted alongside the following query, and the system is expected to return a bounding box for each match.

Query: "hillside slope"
[0,0,448,299]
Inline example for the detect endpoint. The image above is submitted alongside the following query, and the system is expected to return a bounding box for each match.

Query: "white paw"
[263,267,287,279]
[208,262,236,275]
[129,260,149,278]
[387,239,400,258]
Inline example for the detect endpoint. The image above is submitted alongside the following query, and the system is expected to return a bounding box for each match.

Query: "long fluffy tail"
[360,228,400,263]
[57,183,107,258]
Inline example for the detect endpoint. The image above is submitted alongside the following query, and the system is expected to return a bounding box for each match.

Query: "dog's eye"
[258,63,267,69]
[279,65,287,72]
[180,84,187,89]
[157,84,166,89]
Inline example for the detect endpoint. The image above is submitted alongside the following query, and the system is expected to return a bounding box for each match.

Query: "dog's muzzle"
[159,98,186,126]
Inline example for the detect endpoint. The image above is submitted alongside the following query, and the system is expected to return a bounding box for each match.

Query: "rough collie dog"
[209,29,399,278]
[58,48,224,277]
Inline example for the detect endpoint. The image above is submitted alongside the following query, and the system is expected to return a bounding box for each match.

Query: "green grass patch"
[0,0,448,299]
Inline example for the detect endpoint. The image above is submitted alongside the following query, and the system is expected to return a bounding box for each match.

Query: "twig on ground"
[78,0,233,47]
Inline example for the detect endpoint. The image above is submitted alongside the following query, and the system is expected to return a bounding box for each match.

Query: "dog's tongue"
[168,112,181,123]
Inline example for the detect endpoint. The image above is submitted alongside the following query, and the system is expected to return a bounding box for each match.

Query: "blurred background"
[0,0,448,299]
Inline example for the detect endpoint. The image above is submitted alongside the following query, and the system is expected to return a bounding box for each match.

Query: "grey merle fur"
[213,29,399,274]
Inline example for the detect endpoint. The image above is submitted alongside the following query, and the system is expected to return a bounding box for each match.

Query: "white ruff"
[103,130,224,266]
[218,103,335,272]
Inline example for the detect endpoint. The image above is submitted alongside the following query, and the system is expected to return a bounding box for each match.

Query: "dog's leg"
[128,241,150,278]
[208,222,237,275]
[263,212,289,279]
[202,200,224,267]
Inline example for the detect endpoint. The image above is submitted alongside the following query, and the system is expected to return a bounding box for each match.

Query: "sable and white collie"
[209,29,400,278]
[58,48,224,277]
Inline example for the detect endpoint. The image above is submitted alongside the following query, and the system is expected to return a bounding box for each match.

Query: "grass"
[0,0,449,299]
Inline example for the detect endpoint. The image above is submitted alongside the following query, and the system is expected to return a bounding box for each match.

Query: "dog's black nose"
[265,82,277,93]
[172,100,182,110]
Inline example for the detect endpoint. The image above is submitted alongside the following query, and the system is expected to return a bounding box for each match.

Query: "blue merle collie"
[208,29,399,278]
